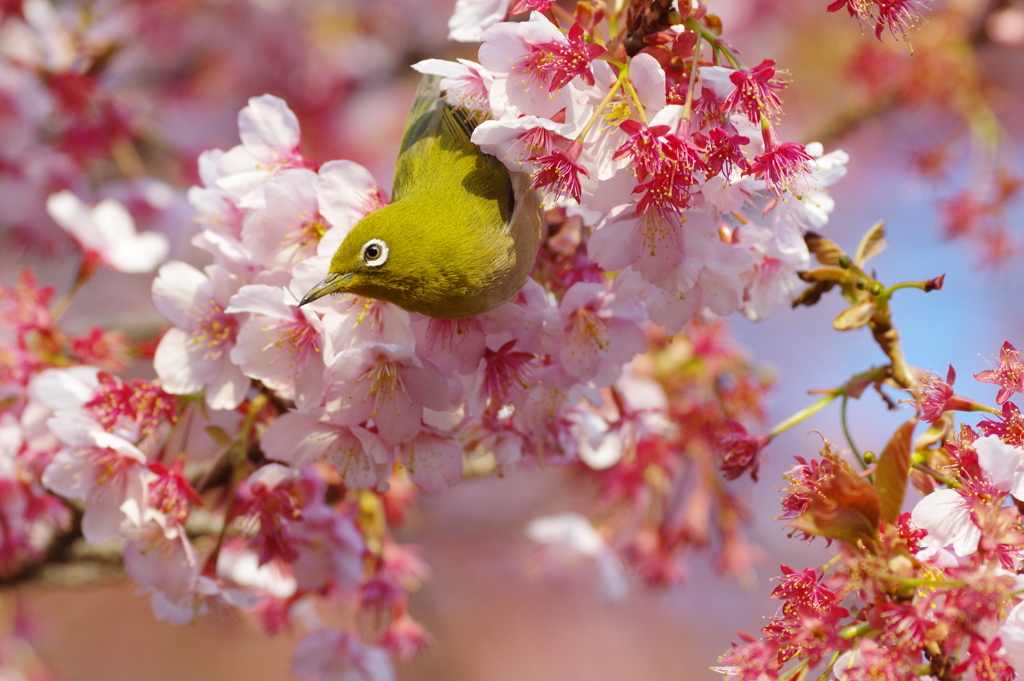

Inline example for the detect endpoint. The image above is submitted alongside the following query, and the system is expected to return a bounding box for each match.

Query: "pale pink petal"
[153,327,207,395]
[588,207,643,272]
[315,160,384,238]
[400,432,464,493]
[239,94,301,164]
[911,488,981,557]
[151,261,210,328]
[448,0,512,42]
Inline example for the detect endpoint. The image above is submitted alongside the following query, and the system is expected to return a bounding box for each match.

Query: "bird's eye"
[361,239,388,267]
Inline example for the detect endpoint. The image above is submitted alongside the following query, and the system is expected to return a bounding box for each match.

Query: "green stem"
[623,77,650,125]
[683,17,744,69]
[839,622,874,639]
[680,28,703,121]
[777,659,809,681]
[210,392,269,563]
[576,69,628,142]
[840,394,866,469]
[768,392,839,438]
[911,462,960,489]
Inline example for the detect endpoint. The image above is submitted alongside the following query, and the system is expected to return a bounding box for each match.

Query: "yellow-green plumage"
[299,74,543,319]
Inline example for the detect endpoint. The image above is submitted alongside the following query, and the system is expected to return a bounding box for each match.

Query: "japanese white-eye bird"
[299,74,543,318]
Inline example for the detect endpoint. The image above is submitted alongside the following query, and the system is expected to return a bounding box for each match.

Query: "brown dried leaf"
[805,231,847,267]
[876,420,915,524]
[788,452,880,549]
[854,221,887,268]
[833,301,875,331]
[205,425,233,447]
[792,281,834,308]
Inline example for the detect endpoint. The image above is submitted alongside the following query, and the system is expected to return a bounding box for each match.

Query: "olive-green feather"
[305,73,543,319]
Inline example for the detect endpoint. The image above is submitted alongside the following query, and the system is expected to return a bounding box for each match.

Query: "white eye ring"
[361,239,388,267]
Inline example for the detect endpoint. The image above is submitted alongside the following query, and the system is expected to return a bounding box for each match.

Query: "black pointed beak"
[299,272,348,307]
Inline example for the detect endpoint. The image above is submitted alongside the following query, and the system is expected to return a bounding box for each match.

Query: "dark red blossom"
[508,0,552,14]
[771,565,845,613]
[745,124,812,195]
[147,459,203,523]
[873,0,929,40]
[516,23,604,92]
[974,342,1024,405]
[71,326,131,372]
[0,269,54,340]
[721,60,786,125]
[827,0,930,41]
[716,632,782,681]
[696,127,750,179]
[918,364,976,422]
[953,637,1015,681]
[529,140,589,202]
[83,372,179,437]
[978,401,1024,448]
[717,419,770,481]
[940,191,988,239]
[479,340,535,405]
[894,512,926,553]
[613,120,672,182]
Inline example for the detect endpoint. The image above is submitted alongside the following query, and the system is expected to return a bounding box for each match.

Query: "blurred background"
[2,0,1024,678]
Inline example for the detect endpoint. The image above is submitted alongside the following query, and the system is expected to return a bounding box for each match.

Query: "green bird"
[299,74,543,319]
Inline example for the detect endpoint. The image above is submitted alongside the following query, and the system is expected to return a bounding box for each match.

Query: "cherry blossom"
[479,12,593,120]
[975,341,1024,405]
[152,261,249,410]
[292,630,395,681]
[46,191,169,273]
[323,344,449,446]
[262,410,392,490]
[41,411,148,542]
[526,511,627,602]
[226,283,333,411]
[214,94,313,208]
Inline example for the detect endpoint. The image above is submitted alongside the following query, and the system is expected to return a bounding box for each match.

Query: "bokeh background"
[3,0,1024,678]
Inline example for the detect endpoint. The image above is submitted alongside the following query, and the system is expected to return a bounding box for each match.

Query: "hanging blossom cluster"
[0,2,859,680]
[716,343,1024,680]
[826,0,931,42]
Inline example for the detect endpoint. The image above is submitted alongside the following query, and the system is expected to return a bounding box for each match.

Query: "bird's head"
[299,205,427,310]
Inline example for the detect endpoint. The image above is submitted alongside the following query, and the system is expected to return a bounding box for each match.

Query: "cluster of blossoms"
[22,0,1024,680]
[826,0,930,41]
[1,2,849,676]
[717,344,1024,680]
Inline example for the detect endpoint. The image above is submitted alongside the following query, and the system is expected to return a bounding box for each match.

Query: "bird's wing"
[393,74,514,224]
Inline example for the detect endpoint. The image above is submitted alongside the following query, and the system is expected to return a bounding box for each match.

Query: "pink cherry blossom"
[290,502,365,592]
[324,344,449,446]
[292,629,395,681]
[411,316,487,377]
[226,283,331,411]
[314,160,389,254]
[479,12,592,120]
[215,94,313,208]
[412,59,494,115]
[152,261,249,410]
[262,411,392,491]
[447,0,513,42]
[399,432,464,493]
[240,169,326,269]
[558,281,647,387]
[525,511,627,602]
[121,504,201,613]
[41,411,148,542]
[46,190,169,273]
